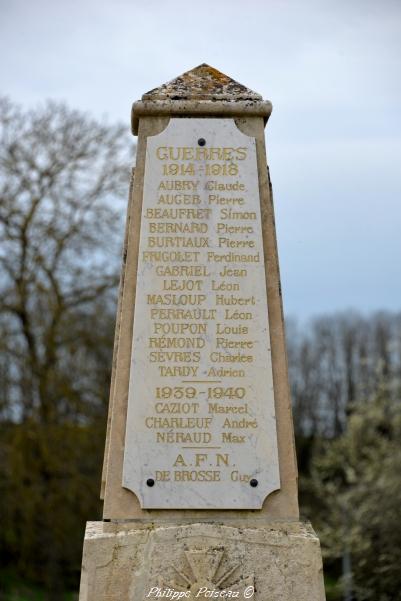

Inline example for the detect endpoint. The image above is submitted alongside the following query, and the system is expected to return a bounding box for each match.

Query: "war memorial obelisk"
[79,64,326,600]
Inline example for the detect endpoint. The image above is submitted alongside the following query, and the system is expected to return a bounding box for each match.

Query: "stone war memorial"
[79,64,326,600]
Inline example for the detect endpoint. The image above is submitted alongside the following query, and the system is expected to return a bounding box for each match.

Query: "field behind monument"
[0,99,400,601]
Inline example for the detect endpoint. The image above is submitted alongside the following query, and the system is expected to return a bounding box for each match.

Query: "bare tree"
[0,97,133,424]
[0,97,134,596]
[288,311,401,439]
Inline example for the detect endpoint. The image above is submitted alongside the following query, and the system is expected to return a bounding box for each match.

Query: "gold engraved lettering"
[158,179,199,191]
[123,122,280,508]
[155,402,200,414]
[216,338,254,350]
[157,194,200,205]
[215,295,255,306]
[173,454,186,467]
[153,322,207,335]
[195,453,208,466]
[159,366,199,377]
[211,280,240,292]
[220,208,257,220]
[210,352,253,364]
[230,470,250,482]
[156,147,247,161]
[148,236,209,248]
[157,432,212,444]
[208,195,244,206]
[147,294,206,306]
[144,208,212,219]
[222,433,245,443]
[174,470,221,482]
[216,324,248,335]
[162,279,204,291]
[156,265,209,277]
[219,267,247,277]
[217,224,253,234]
[150,308,216,320]
[155,470,170,481]
[145,417,212,428]
[156,147,168,160]
[205,180,246,191]
[207,367,246,378]
[148,337,205,349]
[207,252,260,263]
[149,351,201,363]
[224,310,253,320]
[216,453,229,467]
[223,418,258,428]
[149,222,207,233]
[208,403,249,414]
[218,237,255,249]
[143,251,201,262]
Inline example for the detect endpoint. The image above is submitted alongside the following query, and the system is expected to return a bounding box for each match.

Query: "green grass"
[324,574,343,601]
[0,571,77,601]
[0,590,77,601]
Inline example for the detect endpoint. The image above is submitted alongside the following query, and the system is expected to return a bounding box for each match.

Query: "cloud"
[1,0,400,317]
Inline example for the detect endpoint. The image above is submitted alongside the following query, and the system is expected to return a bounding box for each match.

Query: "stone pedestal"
[79,521,325,600]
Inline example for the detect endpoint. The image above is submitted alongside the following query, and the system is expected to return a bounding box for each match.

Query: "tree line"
[0,98,400,601]
[288,313,401,600]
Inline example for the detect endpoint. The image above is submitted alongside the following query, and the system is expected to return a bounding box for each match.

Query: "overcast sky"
[1,0,400,319]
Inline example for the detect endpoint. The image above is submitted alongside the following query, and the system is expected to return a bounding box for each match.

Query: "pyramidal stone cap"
[142,63,263,101]
[131,63,272,134]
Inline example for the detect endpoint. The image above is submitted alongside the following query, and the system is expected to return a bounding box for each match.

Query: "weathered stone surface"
[143,64,263,101]
[79,521,325,601]
[123,117,280,509]
[87,64,325,601]
[131,65,272,135]
[102,112,299,521]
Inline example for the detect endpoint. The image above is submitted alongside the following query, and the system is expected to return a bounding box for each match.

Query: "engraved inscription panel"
[122,118,280,508]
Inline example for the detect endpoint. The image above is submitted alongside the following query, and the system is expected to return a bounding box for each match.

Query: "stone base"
[79,520,326,601]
